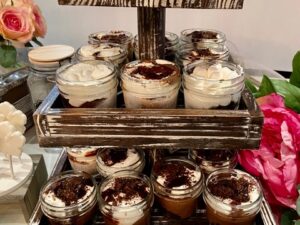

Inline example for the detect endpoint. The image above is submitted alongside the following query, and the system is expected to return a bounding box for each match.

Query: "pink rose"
[238,93,300,209]
[0,6,35,43]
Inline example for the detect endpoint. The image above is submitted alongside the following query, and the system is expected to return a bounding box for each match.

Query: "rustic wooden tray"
[33,86,263,149]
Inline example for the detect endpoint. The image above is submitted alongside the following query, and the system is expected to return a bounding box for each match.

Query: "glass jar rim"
[89,30,133,45]
[99,170,154,209]
[180,28,226,43]
[190,149,237,164]
[40,170,97,210]
[56,60,116,85]
[205,169,262,207]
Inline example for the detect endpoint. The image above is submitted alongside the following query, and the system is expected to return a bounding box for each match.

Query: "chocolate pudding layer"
[189,149,237,174]
[40,171,97,225]
[180,29,226,44]
[99,171,154,225]
[121,59,180,109]
[204,169,262,225]
[96,148,145,177]
[151,158,204,218]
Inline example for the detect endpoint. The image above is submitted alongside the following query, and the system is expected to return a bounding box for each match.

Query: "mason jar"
[180,28,226,45]
[99,170,154,225]
[40,171,97,225]
[189,149,237,175]
[151,158,204,218]
[121,59,180,109]
[56,60,117,108]
[76,43,128,72]
[134,32,179,62]
[66,146,99,175]
[176,42,229,68]
[88,30,133,61]
[204,169,263,225]
[96,148,145,177]
[183,60,245,109]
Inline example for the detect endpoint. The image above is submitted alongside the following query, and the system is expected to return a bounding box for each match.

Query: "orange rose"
[31,4,46,37]
[0,6,35,43]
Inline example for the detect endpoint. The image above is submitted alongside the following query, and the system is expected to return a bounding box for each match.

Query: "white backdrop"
[35,0,300,71]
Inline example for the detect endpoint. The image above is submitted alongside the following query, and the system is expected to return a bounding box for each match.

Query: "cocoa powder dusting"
[100,149,128,166]
[131,64,175,80]
[208,178,251,205]
[102,178,149,206]
[100,33,128,44]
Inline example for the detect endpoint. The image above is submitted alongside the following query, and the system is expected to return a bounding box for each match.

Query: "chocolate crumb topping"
[100,149,129,166]
[196,150,236,162]
[47,176,93,206]
[102,178,149,206]
[154,162,195,188]
[188,31,218,42]
[100,33,128,44]
[131,63,175,80]
[208,177,251,205]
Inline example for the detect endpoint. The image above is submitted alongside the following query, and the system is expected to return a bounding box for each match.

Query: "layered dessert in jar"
[121,59,180,109]
[96,148,145,177]
[151,158,204,218]
[40,171,97,225]
[56,60,117,108]
[177,42,229,68]
[189,149,237,175]
[76,43,127,70]
[183,60,245,109]
[66,147,99,175]
[88,30,133,60]
[134,32,179,62]
[203,169,262,225]
[180,28,226,45]
[99,171,154,225]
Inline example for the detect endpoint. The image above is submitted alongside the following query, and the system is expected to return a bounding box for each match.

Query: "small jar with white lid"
[180,28,226,45]
[183,60,245,109]
[76,43,128,72]
[121,59,180,109]
[56,60,117,108]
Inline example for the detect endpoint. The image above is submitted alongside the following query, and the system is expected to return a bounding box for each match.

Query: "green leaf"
[0,45,17,68]
[295,220,300,225]
[281,209,298,225]
[290,51,300,88]
[245,79,258,94]
[254,75,276,98]
[271,79,300,113]
[31,37,43,46]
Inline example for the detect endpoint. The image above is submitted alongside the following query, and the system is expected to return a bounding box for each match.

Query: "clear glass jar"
[99,170,154,225]
[189,149,237,175]
[151,158,204,218]
[134,32,179,62]
[180,28,226,45]
[183,60,245,109]
[27,63,56,110]
[176,42,229,68]
[204,169,262,225]
[76,43,128,71]
[121,59,180,109]
[56,60,117,108]
[96,148,145,177]
[66,147,99,175]
[40,171,97,225]
[88,30,133,61]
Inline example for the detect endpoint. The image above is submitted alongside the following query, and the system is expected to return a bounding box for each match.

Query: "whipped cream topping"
[79,44,124,58]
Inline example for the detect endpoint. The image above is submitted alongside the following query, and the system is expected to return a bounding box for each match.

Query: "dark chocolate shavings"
[100,149,129,166]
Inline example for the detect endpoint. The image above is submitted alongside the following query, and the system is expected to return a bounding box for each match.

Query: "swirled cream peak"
[192,64,240,80]
[60,62,112,82]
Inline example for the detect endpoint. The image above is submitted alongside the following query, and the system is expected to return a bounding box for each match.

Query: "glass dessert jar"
[88,30,133,61]
[183,60,245,109]
[189,149,237,175]
[151,158,204,218]
[134,32,179,62]
[203,169,263,225]
[121,59,180,109]
[76,43,128,71]
[66,147,99,175]
[99,170,154,225]
[40,171,97,225]
[56,60,117,108]
[180,28,226,45]
[96,148,145,177]
[176,42,229,68]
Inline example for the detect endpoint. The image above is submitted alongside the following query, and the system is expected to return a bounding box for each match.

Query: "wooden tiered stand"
[30,1,276,225]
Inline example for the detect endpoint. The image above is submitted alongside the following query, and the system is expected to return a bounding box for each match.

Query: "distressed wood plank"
[57,0,243,8]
